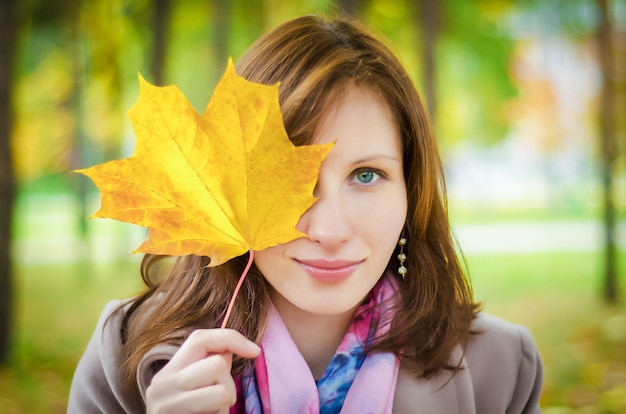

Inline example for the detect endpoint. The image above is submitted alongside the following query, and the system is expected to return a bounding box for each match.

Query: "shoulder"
[67,299,144,414]
[465,313,541,374]
[393,313,543,414]
[466,312,538,363]
[464,312,544,413]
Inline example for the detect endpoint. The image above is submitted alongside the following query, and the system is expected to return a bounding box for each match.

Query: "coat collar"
[392,345,476,414]
[137,338,475,413]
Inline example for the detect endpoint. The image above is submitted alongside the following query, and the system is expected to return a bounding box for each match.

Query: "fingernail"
[247,339,261,352]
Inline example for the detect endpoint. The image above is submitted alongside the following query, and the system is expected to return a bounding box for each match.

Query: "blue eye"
[356,171,375,183]
[352,169,381,185]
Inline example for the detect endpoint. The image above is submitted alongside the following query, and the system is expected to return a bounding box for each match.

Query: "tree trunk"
[596,0,618,303]
[419,0,438,123]
[0,0,19,365]
[211,0,230,83]
[70,2,89,241]
[151,0,171,85]
[338,0,364,17]
[339,0,356,16]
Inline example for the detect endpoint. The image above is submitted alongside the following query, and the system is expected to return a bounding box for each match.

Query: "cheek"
[253,246,285,282]
[360,193,407,253]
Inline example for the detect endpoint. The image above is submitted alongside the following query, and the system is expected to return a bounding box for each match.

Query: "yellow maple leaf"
[77,60,333,266]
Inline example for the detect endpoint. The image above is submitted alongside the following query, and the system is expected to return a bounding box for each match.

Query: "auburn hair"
[118,14,478,399]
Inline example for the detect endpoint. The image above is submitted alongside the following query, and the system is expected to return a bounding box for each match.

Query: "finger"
[173,353,237,392]
[159,329,260,376]
[148,382,236,414]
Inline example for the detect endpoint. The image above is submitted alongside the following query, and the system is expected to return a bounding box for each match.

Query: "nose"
[296,188,352,249]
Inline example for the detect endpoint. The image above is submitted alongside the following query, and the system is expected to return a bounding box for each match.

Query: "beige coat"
[68,300,543,413]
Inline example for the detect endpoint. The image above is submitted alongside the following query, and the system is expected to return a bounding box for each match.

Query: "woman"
[68,15,543,413]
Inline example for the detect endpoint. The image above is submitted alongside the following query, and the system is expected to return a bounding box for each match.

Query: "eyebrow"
[351,155,402,165]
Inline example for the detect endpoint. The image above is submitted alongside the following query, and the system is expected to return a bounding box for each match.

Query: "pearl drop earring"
[398,237,407,280]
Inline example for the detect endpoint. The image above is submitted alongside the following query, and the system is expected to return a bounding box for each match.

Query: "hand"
[145,328,261,414]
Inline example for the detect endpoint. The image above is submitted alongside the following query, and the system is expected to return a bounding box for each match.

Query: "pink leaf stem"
[220,250,255,329]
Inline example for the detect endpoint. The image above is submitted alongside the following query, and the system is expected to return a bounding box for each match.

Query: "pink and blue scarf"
[232,274,400,413]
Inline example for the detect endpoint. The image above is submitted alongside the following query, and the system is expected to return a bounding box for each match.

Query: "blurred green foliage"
[14,0,613,182]
[11,0,625,221]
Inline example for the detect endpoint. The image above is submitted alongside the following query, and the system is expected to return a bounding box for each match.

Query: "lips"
[295,259,362,283]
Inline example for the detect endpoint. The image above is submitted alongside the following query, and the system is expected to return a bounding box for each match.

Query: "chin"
[307,303,358,316]
[289,290,368,317]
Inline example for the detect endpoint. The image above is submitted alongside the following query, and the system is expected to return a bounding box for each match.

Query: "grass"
[0,260,142,414]
[467,251,626,412]
[0,249,624,412]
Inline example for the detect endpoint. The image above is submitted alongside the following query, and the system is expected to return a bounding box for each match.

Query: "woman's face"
[254,85,407,318]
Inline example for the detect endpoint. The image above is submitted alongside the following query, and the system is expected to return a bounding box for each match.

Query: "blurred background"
[0,0,624,412]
